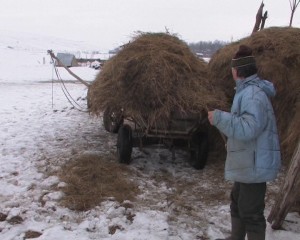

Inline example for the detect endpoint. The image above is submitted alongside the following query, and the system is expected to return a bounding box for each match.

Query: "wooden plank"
[267,140,300,229]
[47,50,90,87]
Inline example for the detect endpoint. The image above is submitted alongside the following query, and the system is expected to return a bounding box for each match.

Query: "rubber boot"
[245,217,266,240]
[246,227,265,240]
[215,217,246,240]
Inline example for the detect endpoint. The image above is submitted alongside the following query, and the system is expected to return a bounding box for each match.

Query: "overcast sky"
[0,0,299,52]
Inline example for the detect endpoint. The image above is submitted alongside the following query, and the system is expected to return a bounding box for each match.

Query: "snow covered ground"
[0,31,299,240]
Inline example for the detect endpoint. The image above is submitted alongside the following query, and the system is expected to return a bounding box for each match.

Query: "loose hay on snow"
[59,154,139,211]
[208,27,300,163]
[88,32,227,130]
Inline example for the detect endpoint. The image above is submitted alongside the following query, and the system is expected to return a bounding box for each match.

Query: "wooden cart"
[103,107,209,169]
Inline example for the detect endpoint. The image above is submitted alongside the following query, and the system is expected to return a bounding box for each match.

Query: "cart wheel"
[117,124,133,164]
[103,107,123,133]
[190,132,209,170]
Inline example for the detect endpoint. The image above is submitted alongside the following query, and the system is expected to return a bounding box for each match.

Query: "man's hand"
[208,111,214,125]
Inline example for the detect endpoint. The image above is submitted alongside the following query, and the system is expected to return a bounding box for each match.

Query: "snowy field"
[0,32,299,240]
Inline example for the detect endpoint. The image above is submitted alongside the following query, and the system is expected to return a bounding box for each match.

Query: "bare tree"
[289,0,300,26]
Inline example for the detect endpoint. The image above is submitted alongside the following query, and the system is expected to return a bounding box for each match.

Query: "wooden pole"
[252,2,264,34]
[47,50,90,87]
[289,0,300,27]
[267,140,300,229]
[260,11,268,30]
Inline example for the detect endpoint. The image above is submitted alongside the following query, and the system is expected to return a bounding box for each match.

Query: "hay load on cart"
[88,32,226,169]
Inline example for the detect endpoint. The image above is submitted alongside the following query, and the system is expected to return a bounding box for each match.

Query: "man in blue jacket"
[208,45,281,240]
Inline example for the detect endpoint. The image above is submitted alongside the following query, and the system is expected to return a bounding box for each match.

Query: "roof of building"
[56,53,78,67]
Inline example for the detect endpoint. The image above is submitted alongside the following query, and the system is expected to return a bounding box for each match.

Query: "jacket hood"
[236,74,276,97]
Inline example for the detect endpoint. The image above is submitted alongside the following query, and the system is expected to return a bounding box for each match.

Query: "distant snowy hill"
[0,30,100,52]
[0,30,101,83]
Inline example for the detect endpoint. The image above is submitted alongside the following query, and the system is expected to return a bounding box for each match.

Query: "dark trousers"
[230,182,266,235]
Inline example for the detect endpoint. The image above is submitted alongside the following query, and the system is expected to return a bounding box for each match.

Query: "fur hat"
[231,45,256,68]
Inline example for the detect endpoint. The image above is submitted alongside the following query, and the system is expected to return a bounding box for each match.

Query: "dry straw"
[208,27,300,163]
[88,32,226,130]
[59,154,139,211]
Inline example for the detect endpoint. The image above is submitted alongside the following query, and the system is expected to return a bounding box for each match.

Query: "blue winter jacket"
[213,74,281,183]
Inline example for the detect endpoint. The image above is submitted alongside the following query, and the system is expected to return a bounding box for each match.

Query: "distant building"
[55,53,78,67]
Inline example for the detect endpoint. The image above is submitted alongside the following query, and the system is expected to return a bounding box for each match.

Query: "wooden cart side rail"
[136,131,194,139]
